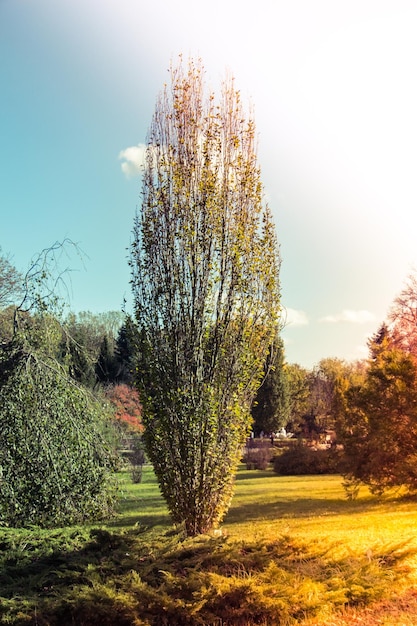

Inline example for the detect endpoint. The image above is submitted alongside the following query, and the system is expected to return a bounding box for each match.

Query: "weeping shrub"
[0,340,118,527]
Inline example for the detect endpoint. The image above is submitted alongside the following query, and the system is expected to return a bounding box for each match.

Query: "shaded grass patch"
[0,526,415,625]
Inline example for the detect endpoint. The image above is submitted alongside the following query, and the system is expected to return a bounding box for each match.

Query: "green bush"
[273,444,345,476]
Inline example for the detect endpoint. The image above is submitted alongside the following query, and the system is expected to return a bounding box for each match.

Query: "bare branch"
[12,239,86,334]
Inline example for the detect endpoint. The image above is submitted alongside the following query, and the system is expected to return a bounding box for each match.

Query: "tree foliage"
[62,311,125,388]
[388,272,417,357]
[0,306,20,344]
[114,316,138,385]
[105,384,143,432]
[308,358,366,439]
[340,326,417,495]
[0,249,23,310]
[0,338,118,527]
[251,334,289,435]
[131,58,281,535]
[283,359,366,442]
[284,363,310,430]
[95,334,120,384]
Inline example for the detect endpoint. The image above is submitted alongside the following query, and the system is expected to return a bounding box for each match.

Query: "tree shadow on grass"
[224,495,379,525]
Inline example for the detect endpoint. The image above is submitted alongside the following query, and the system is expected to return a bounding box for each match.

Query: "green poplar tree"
[131,58,281,536]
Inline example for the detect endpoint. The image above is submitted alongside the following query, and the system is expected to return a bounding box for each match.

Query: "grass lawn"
[227,470,417,552]
[2,466,417,625]
[115,466,417,555]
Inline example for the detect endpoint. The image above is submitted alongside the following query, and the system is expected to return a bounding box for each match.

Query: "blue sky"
[2,0,417,368]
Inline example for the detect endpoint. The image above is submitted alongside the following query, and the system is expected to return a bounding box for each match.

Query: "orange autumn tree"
[105,384,143,432]
[389,272,417,358]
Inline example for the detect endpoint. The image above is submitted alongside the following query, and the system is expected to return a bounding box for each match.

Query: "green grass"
[1,467,417,625]
[111,467,170,530]
[113,466,417,553]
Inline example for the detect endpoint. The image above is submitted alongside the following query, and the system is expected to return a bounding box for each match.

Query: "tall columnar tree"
[131,58,281,536]
[251,334,289,436]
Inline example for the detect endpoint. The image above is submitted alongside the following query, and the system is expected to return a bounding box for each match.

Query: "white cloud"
[119,144,146,178]
[283,307,309,327]
[320,309,376,324]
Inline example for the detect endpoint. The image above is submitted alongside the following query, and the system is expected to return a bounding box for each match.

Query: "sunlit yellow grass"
[225,471,417,552]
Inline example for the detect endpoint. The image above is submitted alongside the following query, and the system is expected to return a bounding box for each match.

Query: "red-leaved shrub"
[105,384,143,432]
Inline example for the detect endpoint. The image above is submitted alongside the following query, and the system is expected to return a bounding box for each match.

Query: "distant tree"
[369,322,392,359]
[95,310,125,340]
[61,320,97,387]
[114,316,138,384]
[331,359,367,443]
[96,334,120,384]
[285,363,310,432]
[62,311,125,388]
[0,249,23,310]
[251,334,289,435]
[308,359,340,421]
[105,383,144,483]
[105,384,143,432]
[306,358,366,440]
[388,273,417,356]
[131,58,281,536]
[340,326,417,495]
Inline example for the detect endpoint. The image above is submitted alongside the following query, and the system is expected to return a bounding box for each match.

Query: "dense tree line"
[273,272,417,498]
